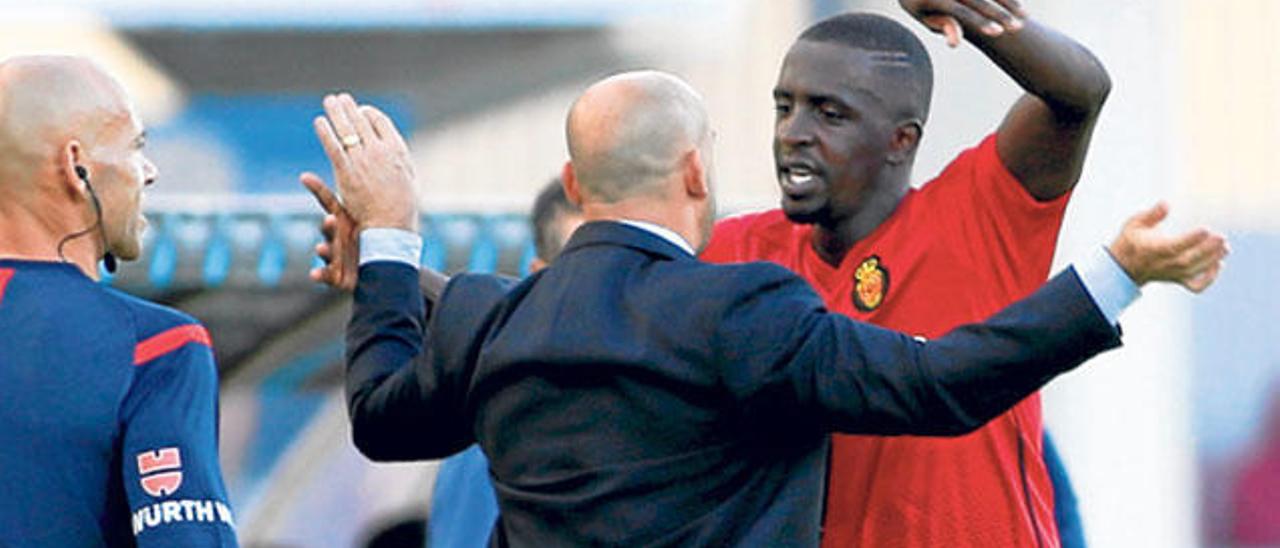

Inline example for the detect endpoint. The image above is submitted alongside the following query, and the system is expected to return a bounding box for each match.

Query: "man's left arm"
[902,0,1112,199]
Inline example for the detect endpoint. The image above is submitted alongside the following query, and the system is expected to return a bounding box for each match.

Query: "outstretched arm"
[901,0,1111,199]
[727,203,1226,435]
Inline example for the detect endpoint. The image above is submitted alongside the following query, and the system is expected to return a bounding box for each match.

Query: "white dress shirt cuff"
[1075,245,1142,325]
[359,228,423,267]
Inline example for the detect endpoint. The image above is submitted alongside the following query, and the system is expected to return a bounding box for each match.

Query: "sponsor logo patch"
[137,447,183,497]
[853,255,889,312]
[132,499,235,536]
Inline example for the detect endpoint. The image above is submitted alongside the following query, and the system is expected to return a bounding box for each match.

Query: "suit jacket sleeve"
[345,262,511,461]
[716,264,1122,436]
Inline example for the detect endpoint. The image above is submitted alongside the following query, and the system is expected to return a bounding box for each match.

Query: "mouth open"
[779,165,821,195]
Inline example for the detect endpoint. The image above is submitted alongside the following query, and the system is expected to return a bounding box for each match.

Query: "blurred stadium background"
[1,0,1277,546]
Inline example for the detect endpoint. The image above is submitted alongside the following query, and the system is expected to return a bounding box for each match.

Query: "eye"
[820,106,847,122]
[773,100,792,117]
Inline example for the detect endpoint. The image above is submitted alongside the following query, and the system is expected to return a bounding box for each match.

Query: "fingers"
[315,242,336,268]
[1182,261,1223,294]
[361,106,409,153]
[322,94,362,153]
[313,116,348,171]
[320,215,337,242]
[922,15,963,47]
[992,0,1026,19]
[958,0,1023,32]
[940,1,1005,37]
[1128,201,1171,229]
[301,172,341,214]
[1160,227,1211,256]
[358,105,383,140]
[1178,230,1226,265]
[338,93,379,146]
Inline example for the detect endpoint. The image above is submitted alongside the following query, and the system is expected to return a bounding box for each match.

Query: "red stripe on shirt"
[133,324,212,366]
[0,268,13,306]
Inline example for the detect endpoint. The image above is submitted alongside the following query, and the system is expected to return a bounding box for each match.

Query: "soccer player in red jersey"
[700,3,1121,546]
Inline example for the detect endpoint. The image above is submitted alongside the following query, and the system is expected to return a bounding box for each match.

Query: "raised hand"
[314,93,419,233]
[300,172,359,291]
[1108,202,1229,294]
[899,0,1027,47]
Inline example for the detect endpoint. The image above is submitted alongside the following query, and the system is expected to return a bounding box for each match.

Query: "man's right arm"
[719,263,1117,436]
[344,226,478,461]
[721,204,1226,435]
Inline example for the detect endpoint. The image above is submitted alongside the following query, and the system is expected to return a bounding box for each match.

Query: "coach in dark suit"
[306,72,1226,546]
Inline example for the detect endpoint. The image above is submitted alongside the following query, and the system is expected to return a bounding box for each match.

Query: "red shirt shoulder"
[702,209,805,265]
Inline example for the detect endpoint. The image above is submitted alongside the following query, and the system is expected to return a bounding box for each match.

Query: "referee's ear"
[59,140,90,200]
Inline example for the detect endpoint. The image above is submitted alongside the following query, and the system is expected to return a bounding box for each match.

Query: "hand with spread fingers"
[900,0,1027,47]
[300,171,359,291]
[1108,202,1229,294]
[313,93,419,234]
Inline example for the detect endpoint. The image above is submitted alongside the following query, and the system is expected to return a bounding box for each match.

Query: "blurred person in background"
[0,55,237,547]
[304,70,1223,545]
[700,2,1111,545]
[1228,380,1280,545]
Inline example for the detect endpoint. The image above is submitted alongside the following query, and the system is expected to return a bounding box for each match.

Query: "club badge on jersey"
[853,255,889,312]
[137,447,183,497]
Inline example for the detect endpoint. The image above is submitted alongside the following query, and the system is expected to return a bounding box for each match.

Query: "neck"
[580,196,700,252]
[0,196,103,280]
[808,175,909,266]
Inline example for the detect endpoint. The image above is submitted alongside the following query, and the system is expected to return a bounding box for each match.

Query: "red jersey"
[702,135,1071,547]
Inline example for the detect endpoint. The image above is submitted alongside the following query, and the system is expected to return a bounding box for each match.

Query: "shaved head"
[565,70,710,203]
[0,55,156,272]
[0,55,131,187]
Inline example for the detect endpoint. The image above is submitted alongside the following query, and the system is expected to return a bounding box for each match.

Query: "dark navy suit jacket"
[345,221,1121,547]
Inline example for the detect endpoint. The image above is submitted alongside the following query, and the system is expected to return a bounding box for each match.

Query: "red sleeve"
[923,134,1072,294]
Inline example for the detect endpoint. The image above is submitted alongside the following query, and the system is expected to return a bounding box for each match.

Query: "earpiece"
[70,164,117,274]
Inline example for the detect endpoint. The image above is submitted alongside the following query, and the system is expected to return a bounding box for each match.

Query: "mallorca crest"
[137,447,183,497]
[853,255,889,312]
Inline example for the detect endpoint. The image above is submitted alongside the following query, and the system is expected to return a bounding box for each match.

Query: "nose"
[143,157,158,187]
[776,110,814,150]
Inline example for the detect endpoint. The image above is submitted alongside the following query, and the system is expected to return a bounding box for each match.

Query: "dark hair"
[798,12,934,121]
[529,177,581,262]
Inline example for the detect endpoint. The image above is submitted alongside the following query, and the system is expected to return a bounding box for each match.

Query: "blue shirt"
[0,260,237,547]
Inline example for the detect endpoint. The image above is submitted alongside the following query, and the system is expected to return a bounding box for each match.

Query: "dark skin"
[774,0,1111,266]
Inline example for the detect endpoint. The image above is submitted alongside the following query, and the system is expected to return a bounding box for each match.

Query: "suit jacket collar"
[560,221,696,261]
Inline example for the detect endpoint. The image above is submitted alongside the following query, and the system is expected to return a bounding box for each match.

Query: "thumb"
[1128,201,1170,229]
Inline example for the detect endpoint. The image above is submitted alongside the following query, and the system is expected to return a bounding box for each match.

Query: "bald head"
[0,55,131,187]
[565,70,710,203]
[0,55,155,272]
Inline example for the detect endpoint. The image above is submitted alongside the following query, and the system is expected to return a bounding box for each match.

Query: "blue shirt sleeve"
[360,228,423,267]
[1074,246,1141,326]
[120,327,238,547]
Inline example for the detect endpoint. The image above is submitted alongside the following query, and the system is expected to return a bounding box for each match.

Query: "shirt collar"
[617,219,695,256]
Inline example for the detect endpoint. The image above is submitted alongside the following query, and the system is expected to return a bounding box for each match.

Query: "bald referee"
[0,56,236,547]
